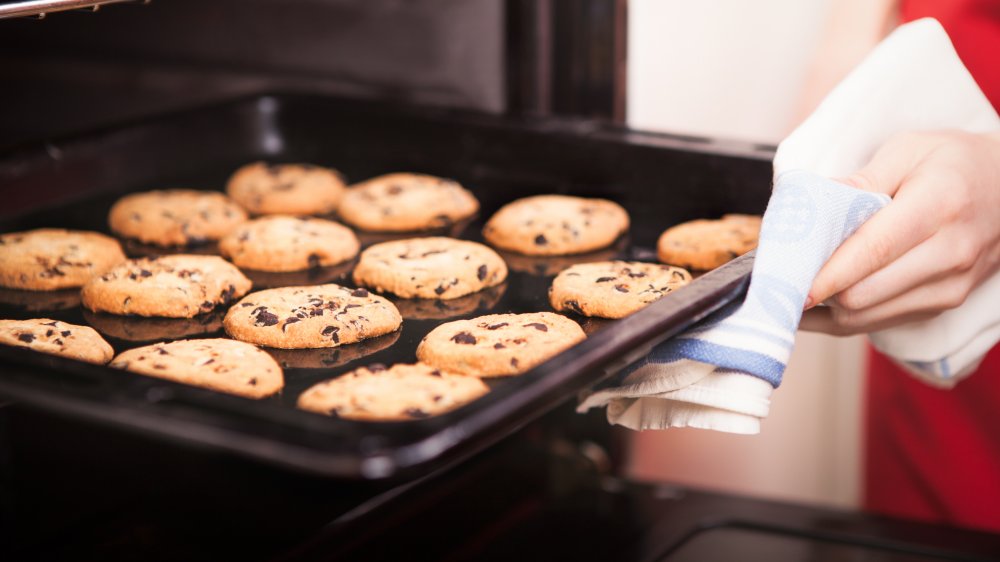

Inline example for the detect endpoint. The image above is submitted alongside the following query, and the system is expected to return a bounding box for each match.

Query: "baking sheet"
[0,93,772,479]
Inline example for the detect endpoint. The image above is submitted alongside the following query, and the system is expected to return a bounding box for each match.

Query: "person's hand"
[800,130,1000,335]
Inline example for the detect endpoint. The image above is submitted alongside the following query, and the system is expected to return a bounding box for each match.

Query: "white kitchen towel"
[776,17,1000,387]
[578,17,1000,432]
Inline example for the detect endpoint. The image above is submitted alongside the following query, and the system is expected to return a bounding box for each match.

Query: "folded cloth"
[579,17,1000,432]
[578,172,889,433]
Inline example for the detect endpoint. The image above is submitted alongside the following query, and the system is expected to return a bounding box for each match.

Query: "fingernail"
[803,296,814,310]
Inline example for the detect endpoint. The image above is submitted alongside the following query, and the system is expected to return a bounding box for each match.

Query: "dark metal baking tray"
[0,93,772,480]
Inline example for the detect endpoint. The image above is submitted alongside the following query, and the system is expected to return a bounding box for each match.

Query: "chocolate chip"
[220,284,236,303]
[387,184,403,195]
[307,253,322,269]
[406,408,430,419]
[282,317,301,331]
[494,343,506,349]
[510,358,520,368]
[614,284,630,293]
[60,330,71,337]
[351,288,369,298]
[328,408,341,418]
[240,302,255,307]
[434,285,447,296]
[477,265,487,281]
[433,395,443,402]
[563,300,583,314]
[534,234,547,245]
[524,322,548,332]
[486,322,508,330]
[628,271,647,278]
[17,333,34,343]
[248,377,258,386]
[45,329,54,337]
[595,276,615,283]
[451,332,477,345]
[252,306,279,327]
[139,269,152,278]
[200,301,214,311]
[321,325,340,343]
[156,348,169,355]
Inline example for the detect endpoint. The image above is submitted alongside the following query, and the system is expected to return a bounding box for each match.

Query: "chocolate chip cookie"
[223,284,402,349]
[297,362,489,421]
[416,312,586,377]
[219,215,360,272]
[0,318,114,364]
[81,255,252,318]
[226,162,347,216]
[110,338,283,399]
[108,189,247,247]
[0,228,126,291]
[656,214,762,270]
[352,237,507,299]
[549,261,692,319]
[483,195,629,256]
[338,173,479,232]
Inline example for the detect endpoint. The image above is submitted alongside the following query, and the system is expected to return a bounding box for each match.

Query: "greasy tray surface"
[0,94,771,479]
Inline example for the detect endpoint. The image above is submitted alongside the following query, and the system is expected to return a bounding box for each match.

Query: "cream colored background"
[626,0,868,508]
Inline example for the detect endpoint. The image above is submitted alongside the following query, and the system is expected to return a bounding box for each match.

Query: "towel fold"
[579,17,1000,432]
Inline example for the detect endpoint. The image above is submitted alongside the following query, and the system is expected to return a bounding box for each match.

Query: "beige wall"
[626,0,867,509]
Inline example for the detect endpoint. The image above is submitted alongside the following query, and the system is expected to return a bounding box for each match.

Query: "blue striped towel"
[578,170,890,432]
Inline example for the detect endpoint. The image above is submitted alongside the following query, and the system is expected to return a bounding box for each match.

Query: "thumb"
[836,133,941,196]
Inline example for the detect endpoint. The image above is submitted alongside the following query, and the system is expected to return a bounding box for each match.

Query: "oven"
[2,2,999,561]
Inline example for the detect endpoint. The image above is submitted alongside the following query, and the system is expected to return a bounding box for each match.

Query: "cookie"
[483,195,629,256]
[0,318,113,364]
[656,214,762,270]
[416,312,586,377]
[338,173,479,232]
[0,228,126,291]
[223,284,402,349]
[83,309,225,343]
[226,162,347,216]
[297,363,489,421]
[81,255,252,318]
[498,244,624,277]
[219,215,360,272]
[352,237,507,300]
[108,189,248,247]
[549,261,692,319]
[391,282,505,320]
[109,338,283,399]
[266,331,399,370]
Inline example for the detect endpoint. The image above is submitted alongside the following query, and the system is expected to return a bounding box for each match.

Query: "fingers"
[807,176,941,308]
[801,274,972,335]
[832,231,959,310]
[838,132,942,195]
